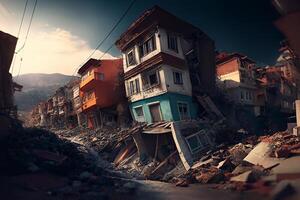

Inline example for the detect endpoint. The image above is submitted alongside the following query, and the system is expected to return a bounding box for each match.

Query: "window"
[185,131,210,154]
[186,136,202,153]
[173,71,183,85]
[134,106,145,122]
[97,73,104,80]
[143,71,160,90]
[178,102,190,120]
[167,33,178,52]
[128,78,140,96]
[139,36,156,57]
[127,50,136,66]
[149,73,158,85]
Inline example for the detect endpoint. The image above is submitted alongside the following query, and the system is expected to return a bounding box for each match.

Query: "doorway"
[149,103,162,122]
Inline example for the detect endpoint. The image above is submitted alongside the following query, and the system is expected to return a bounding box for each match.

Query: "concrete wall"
[125,64,192,103]
[130,92,198,123]
[219,71,240,83]
[122,27,185,73]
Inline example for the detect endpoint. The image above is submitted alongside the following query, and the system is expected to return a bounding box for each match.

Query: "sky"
[0,0,284,76]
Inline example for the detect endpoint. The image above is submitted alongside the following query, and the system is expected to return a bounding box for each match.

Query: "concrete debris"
[0,124,144,200]
[243,142,282,169]
[6,116,300,199]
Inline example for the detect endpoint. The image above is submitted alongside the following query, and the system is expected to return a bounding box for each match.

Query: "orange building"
[78,58,124,128]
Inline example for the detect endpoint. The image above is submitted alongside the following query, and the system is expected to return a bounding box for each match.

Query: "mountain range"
[14,73,76,111]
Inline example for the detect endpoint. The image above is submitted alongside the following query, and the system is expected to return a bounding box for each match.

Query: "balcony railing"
[80,71,103,89]
[82,95,97,110]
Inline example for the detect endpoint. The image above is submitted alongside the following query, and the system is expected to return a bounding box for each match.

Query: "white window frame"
[126,49,136,67]
[128,78,141,96]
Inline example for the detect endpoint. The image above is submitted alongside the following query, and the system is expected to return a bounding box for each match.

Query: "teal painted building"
[130,92,199,123]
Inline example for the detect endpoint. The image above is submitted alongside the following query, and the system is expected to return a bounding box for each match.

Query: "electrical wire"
[15,0,38,54]
[71,0,136,76]
[10,0,29,75]
[15,0,38,79]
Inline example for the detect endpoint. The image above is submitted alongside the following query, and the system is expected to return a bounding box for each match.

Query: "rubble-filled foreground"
[2,117,300,200]
[52,124,300,200]
[0,124,144,200]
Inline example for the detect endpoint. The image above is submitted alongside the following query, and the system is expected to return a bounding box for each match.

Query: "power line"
[15,0,38,79]
[10,0,29,75]
[72,0,136,76]
[15,0,38,54]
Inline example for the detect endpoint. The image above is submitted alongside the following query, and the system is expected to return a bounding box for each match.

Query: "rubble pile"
[53,126,131,152]
[167,131,300,198]
[0,124,141,200]
[34,123,300,199]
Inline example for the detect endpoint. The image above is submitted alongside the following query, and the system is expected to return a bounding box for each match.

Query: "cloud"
[0,2,119,76]
[12,27,118,76]
[0,2,15,34]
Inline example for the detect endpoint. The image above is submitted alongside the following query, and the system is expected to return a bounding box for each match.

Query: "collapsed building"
[114,6,223,171]
[216,49,299,133]
[0,31,22,119]
[216,52,261,115]
[115,6,217,124]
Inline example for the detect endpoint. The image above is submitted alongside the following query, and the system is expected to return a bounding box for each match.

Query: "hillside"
[14,73,77,111]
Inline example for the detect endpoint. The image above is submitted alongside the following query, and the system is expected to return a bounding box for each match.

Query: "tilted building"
[78,58,124,129]
[115,6,216,124]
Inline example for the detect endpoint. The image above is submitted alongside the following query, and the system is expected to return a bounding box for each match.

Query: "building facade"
[115,6,215,124]
[216,52,261,115]
[78,58,124,129]
[0,31,22,118]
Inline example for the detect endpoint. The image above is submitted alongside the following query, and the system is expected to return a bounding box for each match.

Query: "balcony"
[82,96,97,111]
[80,71,103,90]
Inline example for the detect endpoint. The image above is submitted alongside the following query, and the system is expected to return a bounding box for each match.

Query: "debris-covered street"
[1,0,300,199]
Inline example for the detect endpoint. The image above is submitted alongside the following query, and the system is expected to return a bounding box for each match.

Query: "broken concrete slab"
[243,142,283,169]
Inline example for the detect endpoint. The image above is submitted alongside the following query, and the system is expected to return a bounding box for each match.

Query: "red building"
[78,58,124,128]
